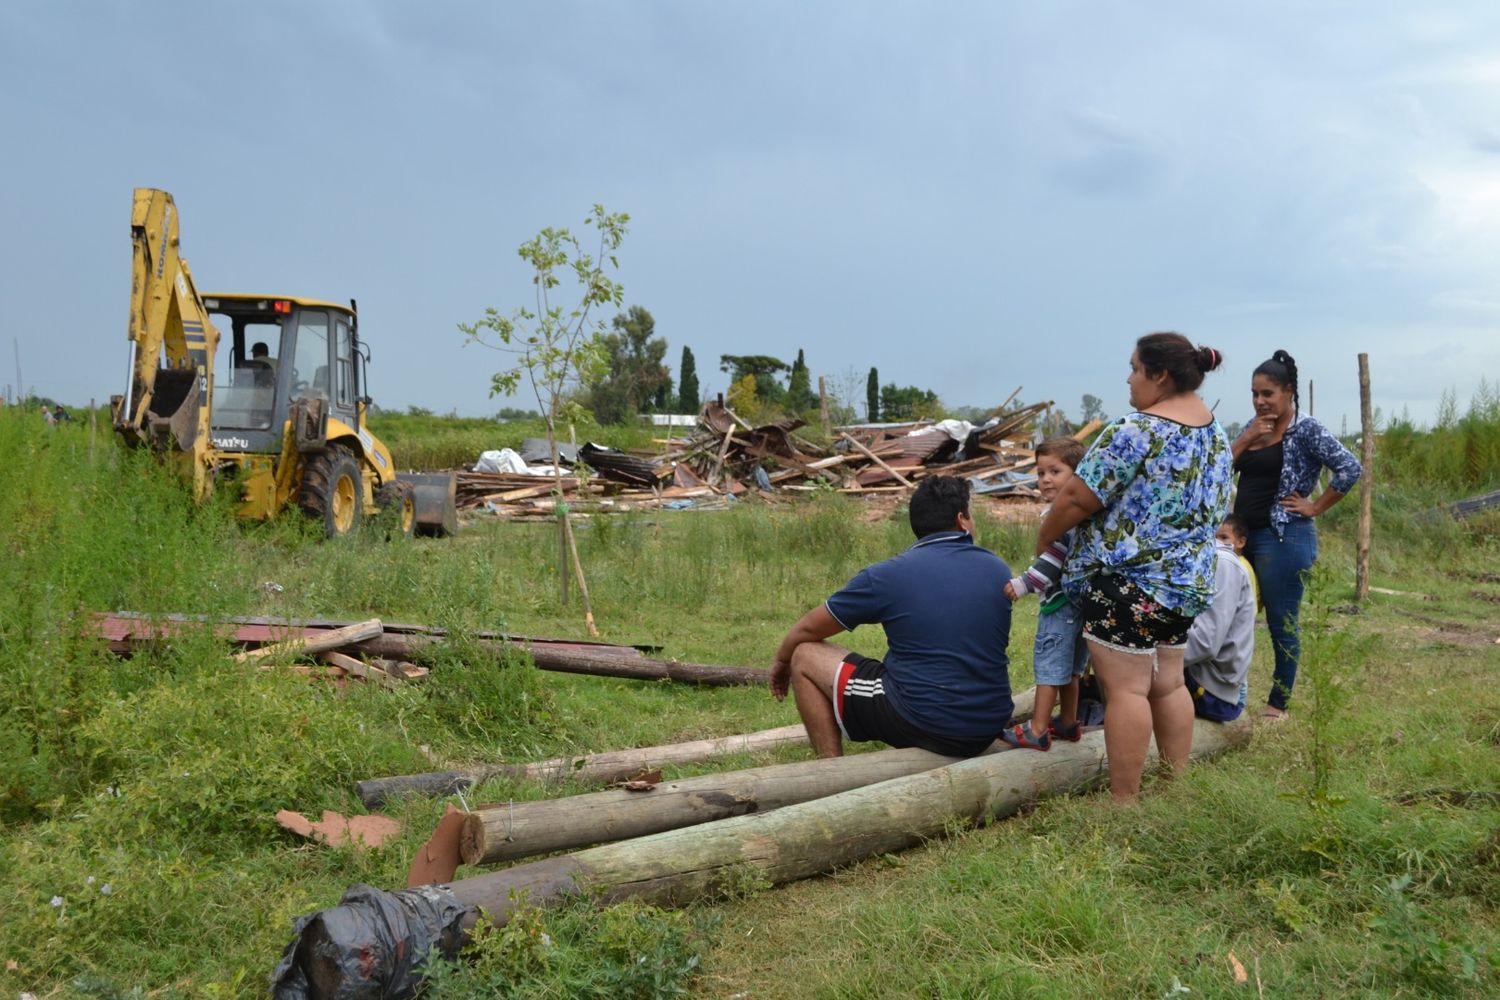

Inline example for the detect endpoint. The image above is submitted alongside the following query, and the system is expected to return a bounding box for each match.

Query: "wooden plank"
[841,432,915,487]
[232,618,383,664]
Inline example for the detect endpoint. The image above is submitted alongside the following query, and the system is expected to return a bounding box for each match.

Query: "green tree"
[866,367,880,422]
[584,305,670,424]
[677,346,700,413]
[786,349,815,414]
[720,354,789,407]
[880,383,941,421]
[458,204,628,634]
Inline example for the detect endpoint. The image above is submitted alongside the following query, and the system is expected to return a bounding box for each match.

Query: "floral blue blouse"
[1259,412,1363,538]
[1062,413,1233,617]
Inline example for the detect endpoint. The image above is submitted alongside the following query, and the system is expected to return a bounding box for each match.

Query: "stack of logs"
[454,400,1094,520]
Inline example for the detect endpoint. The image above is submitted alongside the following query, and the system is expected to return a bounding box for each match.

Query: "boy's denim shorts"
[1033,598,1089,687]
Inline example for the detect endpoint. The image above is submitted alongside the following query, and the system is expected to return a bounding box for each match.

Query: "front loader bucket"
[396,472,458,537]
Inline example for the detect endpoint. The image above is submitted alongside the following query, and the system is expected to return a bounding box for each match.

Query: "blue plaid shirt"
[1261,412,1363,537]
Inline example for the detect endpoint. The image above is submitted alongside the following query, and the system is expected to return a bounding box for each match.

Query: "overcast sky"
[3,1,1497,432]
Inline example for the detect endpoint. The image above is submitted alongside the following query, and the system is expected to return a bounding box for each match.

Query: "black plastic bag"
[270,883,467,999]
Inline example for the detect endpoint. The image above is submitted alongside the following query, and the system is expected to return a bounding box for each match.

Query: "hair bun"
[1272,349,1296,370]
[1196,345,1224,373]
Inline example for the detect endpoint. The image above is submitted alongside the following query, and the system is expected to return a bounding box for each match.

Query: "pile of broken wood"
[454,397,1100,521]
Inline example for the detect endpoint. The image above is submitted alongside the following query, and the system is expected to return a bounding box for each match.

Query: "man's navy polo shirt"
[824,530,1013,740]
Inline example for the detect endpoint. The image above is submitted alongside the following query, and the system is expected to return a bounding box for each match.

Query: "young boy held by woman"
[1001,437,1089,750]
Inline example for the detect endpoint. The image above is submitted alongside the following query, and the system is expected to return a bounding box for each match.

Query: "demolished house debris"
[454,399,1081,519]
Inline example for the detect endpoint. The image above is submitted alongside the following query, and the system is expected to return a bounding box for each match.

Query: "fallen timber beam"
[88,611,653,657]
[354,724,812,808]
[276,719,1248,997]
[232,618,383,664]
[361,687,1038,809]
[348,633,770,687]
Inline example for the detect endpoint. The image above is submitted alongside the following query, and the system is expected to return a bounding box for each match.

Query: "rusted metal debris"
[453,399,1055,519]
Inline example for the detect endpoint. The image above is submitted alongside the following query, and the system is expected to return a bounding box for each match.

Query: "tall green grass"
[1377,383,1500,493]
[0,406,1496,998]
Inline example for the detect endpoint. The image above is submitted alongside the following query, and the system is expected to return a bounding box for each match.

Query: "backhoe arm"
[111,188,219,497]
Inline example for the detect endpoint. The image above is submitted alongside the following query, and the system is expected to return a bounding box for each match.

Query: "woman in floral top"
[1232,350,1362,720]
[1038,332,1233,803]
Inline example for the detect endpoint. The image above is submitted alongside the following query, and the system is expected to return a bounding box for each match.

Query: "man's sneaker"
[999,723,1051,751]
[1049,717,1083,742]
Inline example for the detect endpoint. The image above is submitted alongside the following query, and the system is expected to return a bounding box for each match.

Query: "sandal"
[1049,717,1083,742]
[1000,723,1052,751]
[1258,706,1289,723]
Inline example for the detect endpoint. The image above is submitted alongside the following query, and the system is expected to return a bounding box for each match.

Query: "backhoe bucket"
[396,472,459,537]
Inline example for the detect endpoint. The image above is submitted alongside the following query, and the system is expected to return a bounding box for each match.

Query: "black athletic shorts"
[833,652,995,758]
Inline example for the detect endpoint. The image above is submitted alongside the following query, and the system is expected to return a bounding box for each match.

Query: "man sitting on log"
[770,475,1014,757]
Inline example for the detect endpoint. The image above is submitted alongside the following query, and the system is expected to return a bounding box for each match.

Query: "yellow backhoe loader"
[111,188,456,537]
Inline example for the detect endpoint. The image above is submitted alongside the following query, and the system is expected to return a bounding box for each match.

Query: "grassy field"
[0,406,1496,998]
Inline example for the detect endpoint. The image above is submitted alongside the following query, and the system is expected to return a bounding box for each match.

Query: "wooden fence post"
[1355,354,1373,601]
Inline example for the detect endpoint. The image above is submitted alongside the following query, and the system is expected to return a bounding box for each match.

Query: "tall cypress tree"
[787,348,814,413]
[866,366,880,422]
[677,346,700,412]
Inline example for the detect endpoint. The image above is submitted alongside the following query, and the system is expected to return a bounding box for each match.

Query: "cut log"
[454,720,1247,919]
[361,687,1037,809]
[232,618,383,664]
[279,719,1249,996]
[460,744,995,865]
[355,724,811,808]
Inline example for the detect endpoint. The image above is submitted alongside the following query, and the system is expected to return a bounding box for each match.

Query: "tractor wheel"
[300,445,363,538]
[373,480,417,540]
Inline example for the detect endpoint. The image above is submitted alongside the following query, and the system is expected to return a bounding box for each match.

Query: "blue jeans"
[1245,518,1318,710]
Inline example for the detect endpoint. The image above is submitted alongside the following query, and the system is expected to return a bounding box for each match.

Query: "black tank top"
[1233,441,1283,529]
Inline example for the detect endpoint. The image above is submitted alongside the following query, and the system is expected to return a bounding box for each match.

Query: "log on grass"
[450,721,1252,925]
[460,744,987,865]
[361,687,1037,809]
[355,724,811,808]
[461,688,1037,865]
[349,632,769,687]
[278,719,1249,997]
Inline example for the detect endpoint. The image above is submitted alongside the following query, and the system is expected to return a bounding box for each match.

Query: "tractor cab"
[203,294,366,454]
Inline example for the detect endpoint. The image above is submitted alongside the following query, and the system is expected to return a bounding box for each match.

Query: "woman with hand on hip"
[1038,332,1233,804]
[1232,350,1362,721]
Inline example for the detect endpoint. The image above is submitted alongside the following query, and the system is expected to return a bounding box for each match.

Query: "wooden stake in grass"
[1356,352,1374,602]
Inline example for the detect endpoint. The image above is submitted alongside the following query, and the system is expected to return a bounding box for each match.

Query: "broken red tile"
[275,809,401,848]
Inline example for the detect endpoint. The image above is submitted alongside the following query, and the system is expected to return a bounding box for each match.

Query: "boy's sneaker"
[999,723,1051,751]
[1048,717,1083,742]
